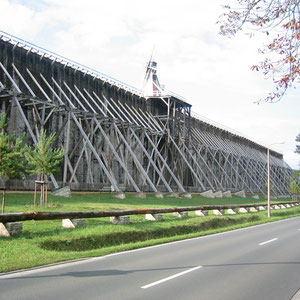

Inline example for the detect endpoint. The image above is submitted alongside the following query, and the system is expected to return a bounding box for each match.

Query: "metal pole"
[267,147,271,218]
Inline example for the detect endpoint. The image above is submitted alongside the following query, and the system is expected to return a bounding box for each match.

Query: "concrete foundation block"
[173,211,188,218]
[62,218,86,228]
[249,207,258,213]
[110,215,130,225]
[233,190,246,198]
[195,210,208,216]
[258,206,266,211]
[290,204,294,207]
[0,222,23,236]
[286,204,291,208]
[52,186,71,198]
[113,192,126,199]
[179,192,192,199]
[133,192,147,199]
[239,207,249,213]
[200,190,215,198]
[222,191,232,198]
[213,209,224,216]
[272,205,280,210]
[214,191,223,198]
[154,192,164,199]
[279,204,286,209]
[227,208,238,214]
[145,213,163,221]
[166,192,179,198]
[252,194,260,200]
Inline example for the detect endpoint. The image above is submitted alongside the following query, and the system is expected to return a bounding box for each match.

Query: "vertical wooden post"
[1,190,5,214]
[34,181,37,206]
[45,182,48,205]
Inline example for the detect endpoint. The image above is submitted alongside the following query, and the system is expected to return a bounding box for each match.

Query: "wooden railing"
[0,202,299,223]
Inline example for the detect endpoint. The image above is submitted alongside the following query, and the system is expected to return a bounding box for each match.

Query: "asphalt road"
[1,217,300,300]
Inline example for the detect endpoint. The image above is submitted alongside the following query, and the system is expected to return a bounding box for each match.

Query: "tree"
[295,133,300,154]
[219,0,300,103]
[289,180,300,200]
[25,129,64,206]
[0,112,27,213]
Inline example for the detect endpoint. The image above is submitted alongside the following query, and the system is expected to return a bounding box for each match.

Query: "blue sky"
[1,0,299,168]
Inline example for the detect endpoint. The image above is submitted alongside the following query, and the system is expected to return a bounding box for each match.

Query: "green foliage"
[289,180,300,195]
[0,111,7,133]
[264,182,274,192]
[296,133,300,154]
[25,129,64,179]
[292,170,300,181]
[0,112,27,179]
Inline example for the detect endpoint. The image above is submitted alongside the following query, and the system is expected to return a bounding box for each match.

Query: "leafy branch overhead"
[218,0,300,103]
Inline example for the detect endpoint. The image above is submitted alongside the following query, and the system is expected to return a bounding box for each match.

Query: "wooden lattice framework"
[0,31,292,196]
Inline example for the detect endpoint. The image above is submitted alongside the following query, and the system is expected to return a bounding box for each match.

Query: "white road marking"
[141,266,202,289]
[259,238,278,246]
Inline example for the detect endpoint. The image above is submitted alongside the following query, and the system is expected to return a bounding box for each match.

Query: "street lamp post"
[267,142,285,218]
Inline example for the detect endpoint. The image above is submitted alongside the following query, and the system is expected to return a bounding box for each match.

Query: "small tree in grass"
[289,181,300,201]
[25,129,64,206]
[0,112,27,213]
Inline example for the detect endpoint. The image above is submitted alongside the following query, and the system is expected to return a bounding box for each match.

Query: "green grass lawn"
[0,192,299,273]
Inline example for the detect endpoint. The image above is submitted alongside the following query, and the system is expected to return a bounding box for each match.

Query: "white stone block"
[286,204,291,208]
[62,218,86,228]
[214,191,223,198]
[213,209,224,216]
[166,192,179,198]
[154,192,164,199]
[258,206,266,211]
[133,192,147,199]
[0,222,22,236]
[249,207,258,212]
[272,205,280,210]
[180,192,192,199]
[145,214,163,221]
[227,208,238,214]
[239,207,249,213]
[252,194,260,200]
[200,190,215,198]
[52,186,71,198]
[113,192,126,199]
[222,191,232,198]
[279,204,286,209]
[195,210,208,216]
[110,215,130,225]
[173,211,188,218]
[234,190,246,198]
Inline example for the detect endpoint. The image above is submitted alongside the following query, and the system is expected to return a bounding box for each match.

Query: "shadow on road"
[2,266,197,280]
